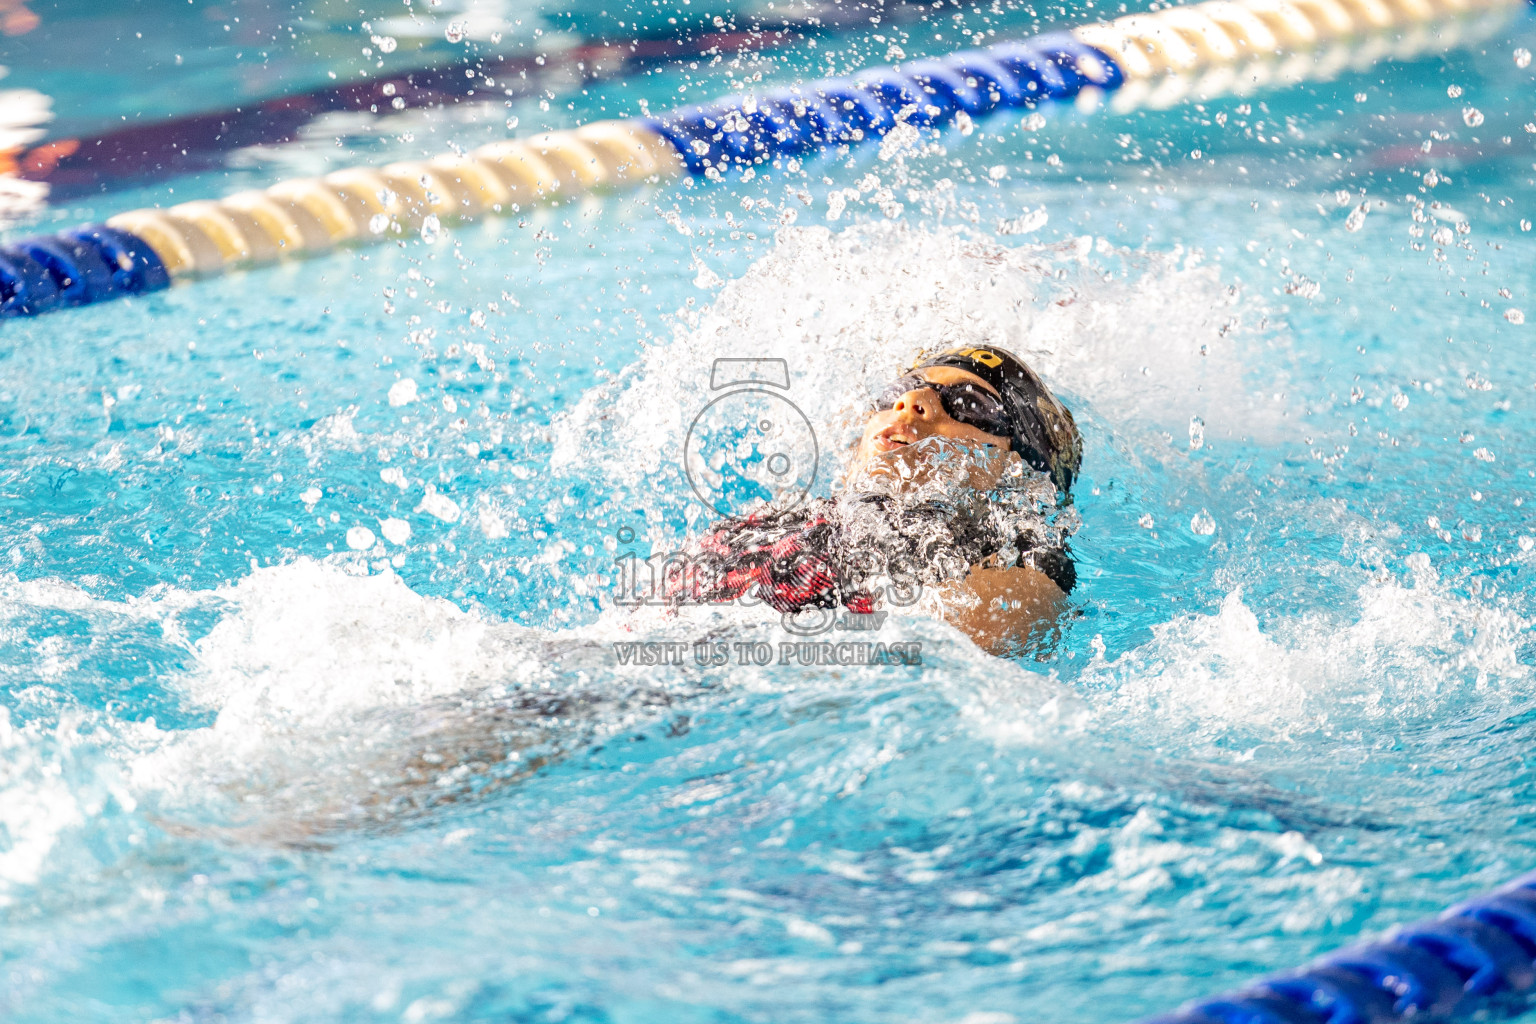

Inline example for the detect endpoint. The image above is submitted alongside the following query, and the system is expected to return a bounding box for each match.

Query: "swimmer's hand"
[936,565,1067,656]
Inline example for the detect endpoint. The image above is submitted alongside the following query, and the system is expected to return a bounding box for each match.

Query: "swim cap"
[913,345,1083,493]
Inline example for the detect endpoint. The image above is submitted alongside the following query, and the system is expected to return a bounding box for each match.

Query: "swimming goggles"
[875,374,1015,439]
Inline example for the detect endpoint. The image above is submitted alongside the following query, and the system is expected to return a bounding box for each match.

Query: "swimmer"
[208,350,1082,842]
[669,345,1082,655]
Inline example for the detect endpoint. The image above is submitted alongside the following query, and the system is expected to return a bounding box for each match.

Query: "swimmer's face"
[850,366,1018,490]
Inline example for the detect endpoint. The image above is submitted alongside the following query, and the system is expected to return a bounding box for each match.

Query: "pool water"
[4,2,1536,1022]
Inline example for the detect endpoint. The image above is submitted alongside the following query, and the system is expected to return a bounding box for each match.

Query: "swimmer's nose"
[891,387,941,421]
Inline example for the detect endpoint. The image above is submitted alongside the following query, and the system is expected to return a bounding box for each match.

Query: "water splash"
[552,223,1280,536]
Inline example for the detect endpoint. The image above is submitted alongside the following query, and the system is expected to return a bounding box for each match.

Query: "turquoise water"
[5,2,1536,1022]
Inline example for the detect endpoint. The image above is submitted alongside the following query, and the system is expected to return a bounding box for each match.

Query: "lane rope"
[1137,869,1536,1024]
[0,0,1523,317]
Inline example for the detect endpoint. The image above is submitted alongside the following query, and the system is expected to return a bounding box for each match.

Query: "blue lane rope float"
[1136,869,1536,1024]
[0,0,1525,318]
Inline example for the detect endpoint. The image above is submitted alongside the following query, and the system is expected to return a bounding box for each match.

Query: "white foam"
[177,560,505,721]
[0,708,86,902]
[1085,571,1533,751]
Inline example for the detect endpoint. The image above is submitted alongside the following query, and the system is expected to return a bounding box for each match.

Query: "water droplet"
[381,518,412,545]
[1021,112,1046,131]
[300,487,322,505]
[505,115,519,130]
[445,21,465,42]
[1447,84,1463,98]
[1505,308,1525,325]
[1432,226,1454,245]
[1463,106,1484,127]
[388,378,418,407]
[1519,536,1534,553]
[1344,203,1368,232]
[1137,513,1155,529]
[1473,447,1496,463]
[420,214,441,244]
[469,309,486,328]
[1189,510,1216,536]
[346,526,376,550]
[375,34,397,53]
[368,212,390,234]
[391,96,406,110]
[998,208,1048,235]
[1188,415,1205,449]
[1392,393,1410,410]
[1516,48,1532,69]
[1521,220,1532,232]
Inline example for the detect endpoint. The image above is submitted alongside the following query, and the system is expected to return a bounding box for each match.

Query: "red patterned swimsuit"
[664,493,1075,613]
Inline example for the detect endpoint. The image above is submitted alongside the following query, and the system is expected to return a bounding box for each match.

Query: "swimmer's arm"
[935,565,1067,656]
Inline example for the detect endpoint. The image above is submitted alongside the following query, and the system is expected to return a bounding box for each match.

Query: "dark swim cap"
[914,345,1083,493]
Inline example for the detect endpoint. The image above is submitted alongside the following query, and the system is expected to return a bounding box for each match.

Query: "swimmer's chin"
[846,437,1017,496]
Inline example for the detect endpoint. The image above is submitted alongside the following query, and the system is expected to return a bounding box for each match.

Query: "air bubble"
[1021,112,1046,131]
[445,21,465,42]
[375,35,397,53]
[1463,107,1484,128]
[1516,48,1532,69]
[368,213,390,234]
[420,214,442,244]
[506,115,519,130]
[391,96,406,110]
[1188,415,1204,449]
[1447,84,1463,98]
[1505,308,1526,325]
[1345,204,1368,232]
[1189,510,1216,536]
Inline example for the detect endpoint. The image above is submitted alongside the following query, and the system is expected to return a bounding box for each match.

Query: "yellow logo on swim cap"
[945,347,1003,368]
